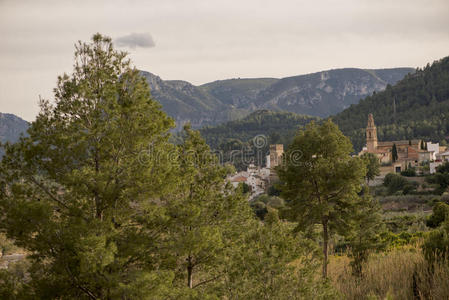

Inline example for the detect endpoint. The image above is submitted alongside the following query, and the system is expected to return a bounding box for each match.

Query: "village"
[230,113,449,199]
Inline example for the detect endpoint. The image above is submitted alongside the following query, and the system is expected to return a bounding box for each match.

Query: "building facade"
[361,113,430,173]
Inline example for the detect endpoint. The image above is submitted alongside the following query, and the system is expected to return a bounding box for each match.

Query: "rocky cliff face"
[142,68,414,129]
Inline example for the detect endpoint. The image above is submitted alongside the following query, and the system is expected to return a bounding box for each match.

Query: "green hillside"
[200,109,319,148]
[198,110,319,170]
[332,57,449,151]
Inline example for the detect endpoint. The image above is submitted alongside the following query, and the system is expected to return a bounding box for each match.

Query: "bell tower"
[366,113,377,152]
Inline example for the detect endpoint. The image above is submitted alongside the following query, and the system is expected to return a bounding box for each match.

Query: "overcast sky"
[1,0,449,121]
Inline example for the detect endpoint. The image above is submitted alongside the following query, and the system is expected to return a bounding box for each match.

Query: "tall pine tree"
[277,120,366,278]
[0,34,178,299]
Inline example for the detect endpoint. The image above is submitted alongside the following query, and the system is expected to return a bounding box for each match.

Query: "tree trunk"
[322,219,329,279]
[187,256,193,288]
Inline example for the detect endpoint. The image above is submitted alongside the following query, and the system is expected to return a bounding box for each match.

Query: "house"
[427,142,440,160]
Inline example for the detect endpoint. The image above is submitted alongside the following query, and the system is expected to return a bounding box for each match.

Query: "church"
[359,114,432,173]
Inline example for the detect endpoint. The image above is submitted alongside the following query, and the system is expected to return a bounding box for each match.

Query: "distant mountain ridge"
[0,67,414,151]
[0,113,28,156]
[143,67,414,129]
[0,113,28,144]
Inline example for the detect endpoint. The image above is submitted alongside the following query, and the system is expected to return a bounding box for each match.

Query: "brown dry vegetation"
[329,246,449,299]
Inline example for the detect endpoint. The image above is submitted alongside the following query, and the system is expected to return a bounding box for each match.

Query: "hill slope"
[140,71,233,128]
[332,57,449,151]
[200,78,279,108]
[0,113,28,144]
[143,68,413,129]
[255,68,413,117]
[0,113,29,156]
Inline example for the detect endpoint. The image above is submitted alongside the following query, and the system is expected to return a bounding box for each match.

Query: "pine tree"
[277,120,366,278]
[0,34,178,298]
[346,187,385,277]
[222,209,337,299]
[164,125,252,294]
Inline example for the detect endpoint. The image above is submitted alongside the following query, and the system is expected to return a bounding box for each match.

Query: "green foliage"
[426,162,449,194]
[0,260,29,299]
[427,202,449,228]
[401,167,416,177]
[361,153,380,182]
[383,213,427,233]
[346,188,385,277]
[380,231,424,248]
[333,56,449,151]
[198,110,319,170]
[267,183,281,196]
[392,144,398,162]
[278,120,366,278]
[238,182,251,194]
[163,125,253,291]
[383,173,418,195]
[0,33,178,299]
[422,221,449,264]
[222,209,337,299]
[249,194,286,220]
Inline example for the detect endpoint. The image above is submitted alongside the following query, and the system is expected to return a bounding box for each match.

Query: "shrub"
[267,196,285,209]
[401,167,417,177]
[383,173,413,194]
[426,202,449,228]
[422,221,449,264]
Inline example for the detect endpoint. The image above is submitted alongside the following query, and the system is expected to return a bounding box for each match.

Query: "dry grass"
[328,247,449,299]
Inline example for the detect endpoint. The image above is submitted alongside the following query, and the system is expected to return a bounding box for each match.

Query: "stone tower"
[269,144,284,168]
[366,113,378,152]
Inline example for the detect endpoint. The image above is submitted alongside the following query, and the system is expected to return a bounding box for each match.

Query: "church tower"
[269,144,284,168]
[366,113,378,152]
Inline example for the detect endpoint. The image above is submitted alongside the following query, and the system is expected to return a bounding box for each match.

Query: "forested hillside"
[197,110,319,170]
[332,56,449,151]
[200,109,319,149]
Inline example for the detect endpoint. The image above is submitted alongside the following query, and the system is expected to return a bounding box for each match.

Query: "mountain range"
[0,66,415,151]
[142,67,413,129]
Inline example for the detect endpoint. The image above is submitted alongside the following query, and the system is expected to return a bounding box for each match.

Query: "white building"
[427,142,439,160]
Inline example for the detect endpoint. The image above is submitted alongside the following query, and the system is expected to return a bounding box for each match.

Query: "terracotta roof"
[377,140,421,147]
[231,176,247,182]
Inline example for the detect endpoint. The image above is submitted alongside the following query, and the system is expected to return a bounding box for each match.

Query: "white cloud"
[115,32,155,49]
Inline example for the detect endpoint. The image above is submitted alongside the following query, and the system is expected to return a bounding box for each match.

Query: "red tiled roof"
[231,176,247,182]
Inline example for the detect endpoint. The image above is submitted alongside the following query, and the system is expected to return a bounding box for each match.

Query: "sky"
[1,0,449,121]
